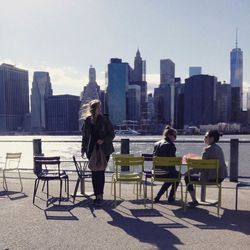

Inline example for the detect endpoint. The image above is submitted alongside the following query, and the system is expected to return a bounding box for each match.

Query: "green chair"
[151,157,183,208]
[113,156,144,207]
[185,159,221,216]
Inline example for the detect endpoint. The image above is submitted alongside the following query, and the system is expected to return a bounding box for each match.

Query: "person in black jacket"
[153,125,180,203]
[81,99,115,206]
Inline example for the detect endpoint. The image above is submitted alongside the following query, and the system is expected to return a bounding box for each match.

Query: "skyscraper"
[189,66,202,77]
[46,95,80,132]
[0,64,29,131]
[79,66,102,127]
[127,85,141,121]
[184,75,217,126]
[107,58,129,125]
[230,30,243,109]
[160,59,175,85]
[31,72,53,131]
[133,49,143,82]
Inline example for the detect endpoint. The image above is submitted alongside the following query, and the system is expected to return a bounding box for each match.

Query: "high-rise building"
[174,79,185,129]
[184,75,217,126]
[79,66,102,127]
[160,59,175,85]
[216,81,231,123]
[106,58,129,125]
[46,95,80,132]
[0,64,29,131]
[31,72,53,131]
[133,49,143,82]
[189,66,202,77]
[230,30,243,109]
[127,85,141,121]
[231,87,241,123]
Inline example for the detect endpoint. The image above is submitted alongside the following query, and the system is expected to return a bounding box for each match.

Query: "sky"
[1,0,250,95]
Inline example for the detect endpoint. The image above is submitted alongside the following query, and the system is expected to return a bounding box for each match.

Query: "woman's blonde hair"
[81,99,101,120]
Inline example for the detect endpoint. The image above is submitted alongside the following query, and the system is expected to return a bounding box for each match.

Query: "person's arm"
[81,120,89,156]
[102,117,115,144]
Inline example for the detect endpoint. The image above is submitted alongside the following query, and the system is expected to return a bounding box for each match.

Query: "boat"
[115,128,141,136]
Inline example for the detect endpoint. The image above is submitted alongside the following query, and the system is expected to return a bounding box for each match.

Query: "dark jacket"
[81,115,115,159]
[153,139,177,174]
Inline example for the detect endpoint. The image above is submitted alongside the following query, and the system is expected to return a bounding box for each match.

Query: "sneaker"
[95,198,103,208]
[188,200,199,208]
[154,197,160,203]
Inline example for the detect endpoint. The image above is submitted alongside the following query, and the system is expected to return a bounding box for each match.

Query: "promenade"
[0,173,249,250]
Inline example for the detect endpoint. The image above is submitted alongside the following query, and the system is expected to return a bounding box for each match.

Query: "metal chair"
[2,153,23,192]
[235,181,250,210]
[185,159,221,215]
[113,156,144,207]
[151,157,183,208]
[142,153,153,198]
[33,156,69,207]
[72,156,92,203]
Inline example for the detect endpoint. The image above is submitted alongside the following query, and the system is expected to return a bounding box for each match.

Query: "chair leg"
[180,182,184,208]
[151,180,153,209]
[17,169,23,192]
[33,179,40,204]
[42,181,46,192]
[46,181,49,207]
[59,179,63,205]
[184,186,188,211]
[136,182,138,200]
[110,175,113,195]
[119,181,121,198]
[114,180,117,207]
[235,185,239,211]
[3,170,8,191]
[67,177,69,199]
[218,185,221,216]
[145,176,148,198]
[73,178,80,203]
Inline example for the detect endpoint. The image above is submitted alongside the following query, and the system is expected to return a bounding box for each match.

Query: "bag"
[88,145,107,171]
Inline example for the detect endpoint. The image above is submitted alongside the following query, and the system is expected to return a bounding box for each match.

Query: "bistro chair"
[113,156,144,207]
[142,153,153,198]
[33,156,69,207]
[151,157,183,208]
[235,181,250,210]
[185,159,221,215]
[2,153,23,192]
[72,156,92,203]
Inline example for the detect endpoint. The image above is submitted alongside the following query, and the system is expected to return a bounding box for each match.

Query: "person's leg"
[92,171,98,198]
[155,172,174,201]
[168,171,180,202]
[184,174,199,207]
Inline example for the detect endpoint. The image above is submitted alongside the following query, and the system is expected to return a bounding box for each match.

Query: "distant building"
[31,72,53,131]
[184,74,217,127]
[133,49,143,82]
[230,30,243,109]
[189,66,202,77]
[216,82,231,123]
[174,80,185,129]
[231,87,241,123]
[46,95,80,132]
[79,66,102,128]
[147,93,154,122]
[127,85,141,121]
[106,58,129,125]
[160,59,175,85]
[0,64,29,131]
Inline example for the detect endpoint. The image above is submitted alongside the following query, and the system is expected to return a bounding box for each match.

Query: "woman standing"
[153,125,180,203]
[81,99,115,206]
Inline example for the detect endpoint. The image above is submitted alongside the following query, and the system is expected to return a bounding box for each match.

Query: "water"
[0,134,249,176]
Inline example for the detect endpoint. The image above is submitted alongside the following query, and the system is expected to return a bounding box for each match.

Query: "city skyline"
[0,0,250,96]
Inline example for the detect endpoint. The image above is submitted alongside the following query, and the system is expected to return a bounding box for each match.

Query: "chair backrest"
[73,155,89,178]
[34,156,60,176]
[114,156,144,178]
[112,153,134,171]
[141,153,153,161]
[186,159,219,183]
[4,152,22,170]
[152,156,182,178]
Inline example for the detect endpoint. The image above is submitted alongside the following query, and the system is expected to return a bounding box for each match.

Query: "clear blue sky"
[1,0,249,95]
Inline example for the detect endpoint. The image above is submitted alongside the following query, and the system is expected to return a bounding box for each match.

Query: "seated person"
[153,125,180,203]
[185,130,228,208]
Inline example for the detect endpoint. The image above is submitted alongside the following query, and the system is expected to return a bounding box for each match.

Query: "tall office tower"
[133,49,143,82]
[127,85,141,121]
[231,87,241,123]
[79,66,102,127]
[216,82,231,123]
[174,78,185,129]
[46,95,80,132]
[230,30,243,109]
[160,59,175,85]
[184,75,217,127]
[0,64,29,131]
[31,72,53,131]
[189,66,202,77]
[142,60,146,81]
[106,58,129,125]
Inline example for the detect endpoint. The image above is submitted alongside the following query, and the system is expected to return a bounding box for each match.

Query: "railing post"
[121,138,130,171]
[33,139,42,173]
[230,138,239,182]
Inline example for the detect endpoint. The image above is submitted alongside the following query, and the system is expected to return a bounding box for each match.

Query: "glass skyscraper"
[107,58,129,125]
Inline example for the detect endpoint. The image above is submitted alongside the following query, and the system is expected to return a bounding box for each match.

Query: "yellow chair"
[113,156,144,207]
[151,157,183,208]
[185,159,221,216]
[110,154,134,196]
[2,153,23,192]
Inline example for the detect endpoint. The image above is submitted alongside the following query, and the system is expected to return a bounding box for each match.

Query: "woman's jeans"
[91,156,110,197]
